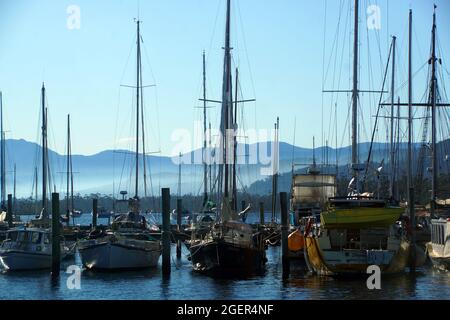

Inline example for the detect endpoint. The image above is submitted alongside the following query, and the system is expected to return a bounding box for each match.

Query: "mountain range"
[2,138,449,198]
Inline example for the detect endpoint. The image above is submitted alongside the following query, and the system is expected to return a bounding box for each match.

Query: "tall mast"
[271,118,279,223]
[408,9,416,271]
[67,114,74,214]
[313,136,317,167]
[389,36,396,200]
[220,0,233,202]
[407,10,413,196]
[351,0,360,187]
[232,68,239,211]
[202,51,208,207]
[395,96,401,201]
[178,152,182,199]
[34,166,38,215]
[135,20,141,200]
[41,83,47,216]
[209,122,212,197]
[430,5,437,216]
[66,114,70,214]
[13,163,16,213]
[140,43,147,199]
[0,91,5,209]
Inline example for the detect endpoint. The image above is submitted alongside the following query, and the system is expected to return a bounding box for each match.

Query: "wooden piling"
[176,198,182,259]
[259,202,265,226]
[162,188,171,275]
[92,198,98,229]
[7,194,13,228]
[409,187,416,272]
[51,193,61,275]
[280,192,290,279]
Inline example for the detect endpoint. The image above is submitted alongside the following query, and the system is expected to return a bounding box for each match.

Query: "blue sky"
[0,0,449,157]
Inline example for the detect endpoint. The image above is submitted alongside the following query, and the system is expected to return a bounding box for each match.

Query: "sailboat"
[0,84,74,271]
[188,0,267,276]
[303,1,424,276]
[78,20,161,270]
[422,6,450,271]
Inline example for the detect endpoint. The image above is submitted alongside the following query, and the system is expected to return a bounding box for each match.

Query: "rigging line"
[236,0,257,136]
[329,1,350,145]
[321,0,329,161]
[324,0,345,91]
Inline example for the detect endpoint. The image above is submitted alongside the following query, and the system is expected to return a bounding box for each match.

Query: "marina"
[0,214,448,300]
[0,0,449,302]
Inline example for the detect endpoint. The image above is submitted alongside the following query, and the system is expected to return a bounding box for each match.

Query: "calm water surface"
[0,214,449,300]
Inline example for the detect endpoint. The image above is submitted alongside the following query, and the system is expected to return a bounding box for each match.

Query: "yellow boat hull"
[321,207,404,229]
[304,236,412,276]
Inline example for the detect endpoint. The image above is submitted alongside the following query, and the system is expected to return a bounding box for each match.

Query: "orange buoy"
[288,230,304,252]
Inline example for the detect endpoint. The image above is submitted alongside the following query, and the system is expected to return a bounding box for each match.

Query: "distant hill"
[2,138,449,198]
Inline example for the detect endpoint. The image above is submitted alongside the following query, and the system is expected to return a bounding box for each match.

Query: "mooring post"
[162,188,171,276]
[409,187,416,272]
[92,198,98,229]
[280,192,290,279]
[259,202,265,226]
[51,193,61,276]
[176,198,182,259]
[7,194,13,228]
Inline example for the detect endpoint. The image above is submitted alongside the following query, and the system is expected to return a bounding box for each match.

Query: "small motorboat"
[0,227,75,271]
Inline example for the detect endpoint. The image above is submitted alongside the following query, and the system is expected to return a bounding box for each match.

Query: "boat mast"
[66,114,70,215]
[202,51,208,207]
[0,91,5,210]
[178,152,182,198]
[430,6,437,216]
[41,83,48,217]
[232,68,239,212]
[140,42,148,200]
[209,122,212,197]
[220,0,233,206]
[13,163,16,213]
[395,96,401,201]
[68,115,74,214]
[389,36,396,200]
[271,118,279,222]
[135,19,141,201]
[407,9,416,271]
[351,0,360,191]
[34,166,38,215]
[407,10,413,198]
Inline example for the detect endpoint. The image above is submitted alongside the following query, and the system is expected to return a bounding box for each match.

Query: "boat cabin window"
[43,233,50,245]
[31,232,42,244]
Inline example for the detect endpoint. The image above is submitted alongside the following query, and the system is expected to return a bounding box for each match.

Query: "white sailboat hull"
[79,241,161,270]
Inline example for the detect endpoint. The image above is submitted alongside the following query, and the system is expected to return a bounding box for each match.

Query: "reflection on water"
[2,245,447,300]
[1,215,449,300]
